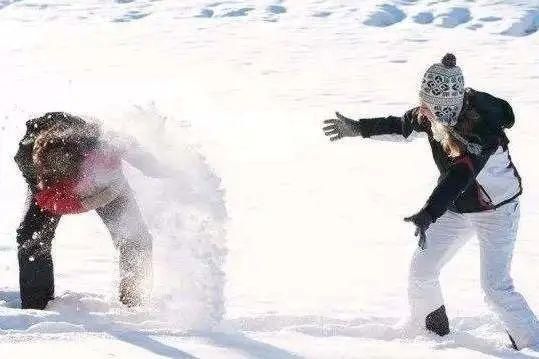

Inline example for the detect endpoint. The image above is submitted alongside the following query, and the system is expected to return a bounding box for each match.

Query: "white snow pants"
[408,200,539,348]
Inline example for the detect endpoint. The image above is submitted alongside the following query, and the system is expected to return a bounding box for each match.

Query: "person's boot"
[21,290,54,310]
[426,305,450,336]
[119,276,144,307]
[118,246,152,307]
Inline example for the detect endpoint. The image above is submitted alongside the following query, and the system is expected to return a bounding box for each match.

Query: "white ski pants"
[408,200,539,348]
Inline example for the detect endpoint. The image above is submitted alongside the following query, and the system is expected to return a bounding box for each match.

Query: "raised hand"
[322,112,362,141]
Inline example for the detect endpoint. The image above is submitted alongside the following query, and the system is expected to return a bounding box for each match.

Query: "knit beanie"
[419,53,465,126]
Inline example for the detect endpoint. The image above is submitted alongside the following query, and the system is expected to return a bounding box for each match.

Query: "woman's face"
[419,101,454,145]
[419,102,437,122]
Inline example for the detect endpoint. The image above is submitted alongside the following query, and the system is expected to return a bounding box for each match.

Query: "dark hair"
[33,122,101,187]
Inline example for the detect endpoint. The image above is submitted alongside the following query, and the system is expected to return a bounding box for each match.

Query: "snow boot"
[426,305,450,336]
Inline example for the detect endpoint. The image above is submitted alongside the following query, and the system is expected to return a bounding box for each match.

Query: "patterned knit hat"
[419,53,465,126]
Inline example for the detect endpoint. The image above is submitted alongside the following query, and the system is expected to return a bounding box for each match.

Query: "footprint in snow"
[313,11,331,18]
[112,11,150,23]
[363,4,406,28]
[267,5,286,15]
[413,12,434,24]
[479,16,502,22]
[436,7,472,28]
[467,23,483,31]
[196,8,214,18]
[264,4,287,22]
[222,7,253,17]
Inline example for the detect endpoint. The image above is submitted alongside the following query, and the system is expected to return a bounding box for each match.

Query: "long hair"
[33,122,101,188]
[428,95,480,158]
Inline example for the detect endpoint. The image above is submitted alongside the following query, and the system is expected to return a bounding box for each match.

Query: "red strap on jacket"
[35,180,85,215]
[453,154,475,174]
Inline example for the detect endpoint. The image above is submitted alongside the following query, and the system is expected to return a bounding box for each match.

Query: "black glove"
[404,210,433,250]
[323,112,363,141]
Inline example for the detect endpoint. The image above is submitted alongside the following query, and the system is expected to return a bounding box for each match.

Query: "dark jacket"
[357,88,522,222]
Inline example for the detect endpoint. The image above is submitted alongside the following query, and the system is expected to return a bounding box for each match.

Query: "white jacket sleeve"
[104,131,173,178]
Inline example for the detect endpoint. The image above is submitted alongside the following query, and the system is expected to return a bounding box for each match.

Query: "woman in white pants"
[409,199,535,348]
[322,53,538,349]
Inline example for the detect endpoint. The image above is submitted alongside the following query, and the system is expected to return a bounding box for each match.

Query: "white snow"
[1,0,539,358]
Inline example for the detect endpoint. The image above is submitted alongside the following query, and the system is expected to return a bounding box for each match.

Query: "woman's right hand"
[322,112,363,141]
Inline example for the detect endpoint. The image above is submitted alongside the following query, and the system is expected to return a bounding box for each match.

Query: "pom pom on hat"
[441,53,457,68]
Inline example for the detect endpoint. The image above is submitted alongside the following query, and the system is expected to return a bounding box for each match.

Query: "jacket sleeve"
[422,136,500,221]
[358,107,426,140]
[104,131,173,178]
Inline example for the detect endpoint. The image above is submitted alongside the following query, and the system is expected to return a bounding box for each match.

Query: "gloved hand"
[404,210,433,250]
[323,112,363,141]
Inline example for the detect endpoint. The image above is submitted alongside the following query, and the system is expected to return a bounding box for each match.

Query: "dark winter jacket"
[357,88,522,222]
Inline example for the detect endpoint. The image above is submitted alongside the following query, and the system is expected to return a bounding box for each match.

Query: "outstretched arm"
[322,112,365,141]
[322,107,424,141]
[104,132,173,178]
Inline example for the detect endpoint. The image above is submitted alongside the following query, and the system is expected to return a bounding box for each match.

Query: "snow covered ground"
[1,0,539,357]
